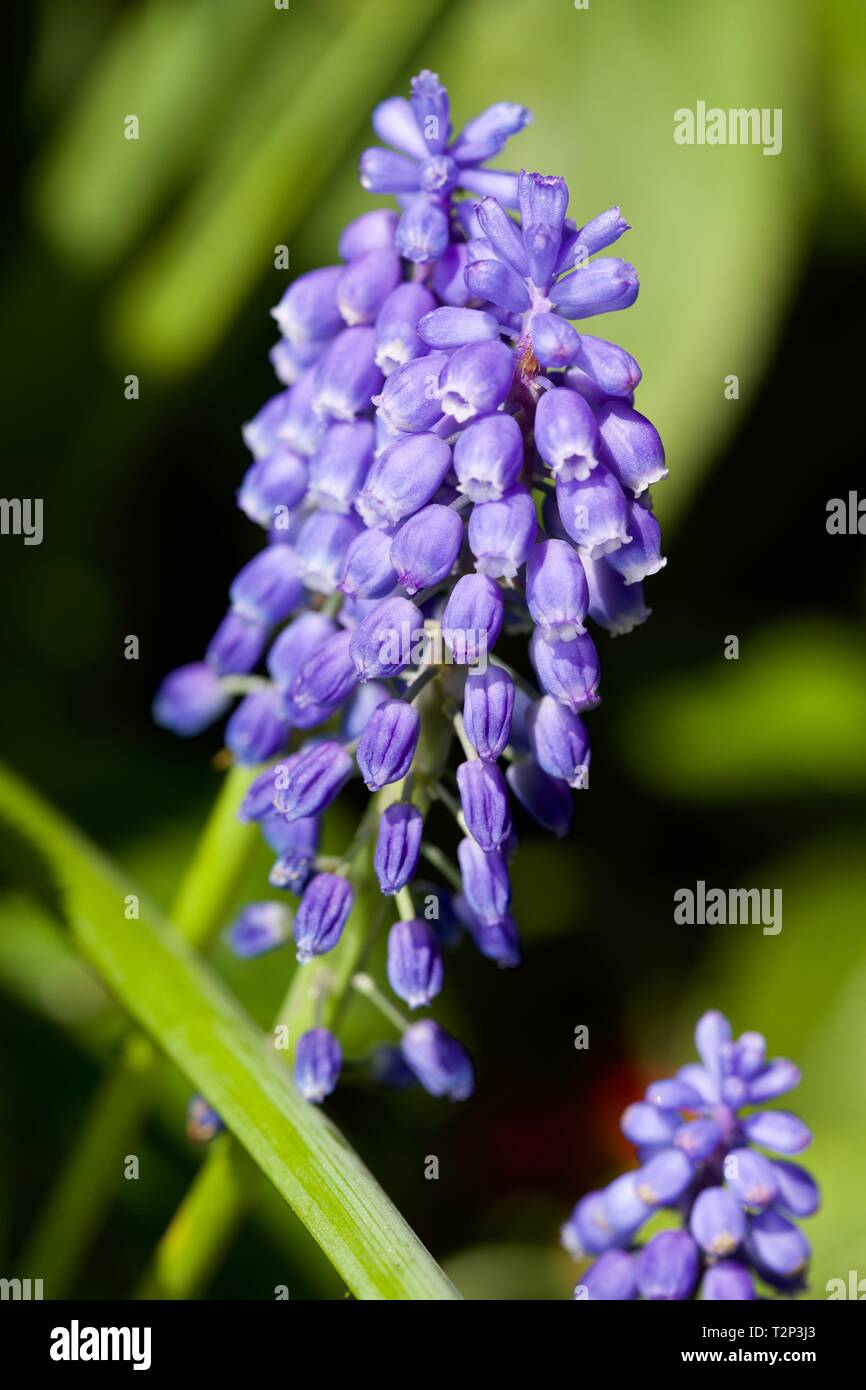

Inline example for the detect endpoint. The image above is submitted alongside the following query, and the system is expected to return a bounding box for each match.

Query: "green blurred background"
[1,0,865,1299]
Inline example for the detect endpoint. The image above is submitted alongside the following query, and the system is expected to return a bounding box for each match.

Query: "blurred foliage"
[1,0,865,1299]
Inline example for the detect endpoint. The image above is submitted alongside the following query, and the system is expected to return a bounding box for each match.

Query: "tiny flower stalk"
[153,68,667,1114]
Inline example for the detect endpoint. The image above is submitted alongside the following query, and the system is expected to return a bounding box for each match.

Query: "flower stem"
[351,971,409,1034]
[420,840,462,892]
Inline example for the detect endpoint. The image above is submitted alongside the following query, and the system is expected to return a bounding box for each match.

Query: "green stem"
[16,765,260,1296]
[394,884,415,921]
[420,840,462,893]
[351,971,408,1034]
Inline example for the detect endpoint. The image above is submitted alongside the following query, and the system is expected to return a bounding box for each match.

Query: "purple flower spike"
[308,420,375,513]
[530,627,600,713]
[457,760,512,852]
[206,611,268,676]
[555,466,632,559]
[452,412,524,503]
[153,663,230,736]
[441,574,504,665]
[336,248,402,327]
[157,71,669,1114]
[293,872,353,963]
[468,485,537,579]
[400,1019,474,1101]
[390,503,464,594]
[295,1027,342,1103]
[437,340,515,423]
[237,447,308,529]
[229,545,304,624]
[562,1009,818,1299]
[225,688,290,764]
[526,539,589,641]
[374,282,436,375]
[700,1261,757,1301]
[387,919,444,1008]
[274,741,353,821]
[535,386,599,482]
[528,697,590,788]
[596,399,668,497]
[225,901,290,958]
[637,1231,699,1301]
[312,326,383,423]
[577,1251,637,1301]
[506,756,573,836]
[349,595,425,681]
[338,525,398,600]
[356,432,452,527]
[356,698,420,791]
[457,837,510,924]
[549,257,639,318]
[374,802,423,895]
[463,666,515,762]
[271,266,344,346]
[418,306,501,349]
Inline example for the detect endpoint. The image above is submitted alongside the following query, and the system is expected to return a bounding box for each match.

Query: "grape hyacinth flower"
[562,1011,819,1300]
[153,69,666,1109]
